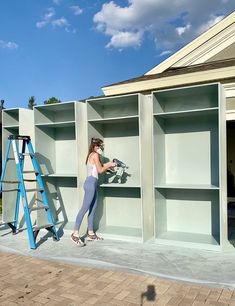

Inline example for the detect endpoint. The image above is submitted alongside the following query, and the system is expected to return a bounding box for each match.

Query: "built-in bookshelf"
[86,94,152,241]
[1,108,34,224]
[153,83,227,249]
[34,102,80,230]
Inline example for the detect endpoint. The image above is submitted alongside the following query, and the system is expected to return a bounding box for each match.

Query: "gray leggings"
[74,176,98,231]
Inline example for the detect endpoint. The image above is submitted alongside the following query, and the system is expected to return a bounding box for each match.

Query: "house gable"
[146,11,235,75]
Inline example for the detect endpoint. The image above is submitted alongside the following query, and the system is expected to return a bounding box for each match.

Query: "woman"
[71,137,116,246]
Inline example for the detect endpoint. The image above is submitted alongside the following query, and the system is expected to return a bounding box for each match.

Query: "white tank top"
[87,163,98,179]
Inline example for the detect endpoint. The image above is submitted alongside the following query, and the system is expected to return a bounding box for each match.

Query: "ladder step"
[30,205,49,212]
[8,135,31,141]
[0,180,20,184]
[1,189,19,192]
[7,158,15,161]
[1,179,37,183]
[23,179,37,182]
[25,188,44,192]
[19,153,34,157]
[23,171,38,174]
[33,224,54,231]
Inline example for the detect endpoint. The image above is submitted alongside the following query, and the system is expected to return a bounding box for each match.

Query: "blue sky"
[0,0,235,109]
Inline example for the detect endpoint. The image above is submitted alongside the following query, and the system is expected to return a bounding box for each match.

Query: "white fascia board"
[145,11,235,75]
[174,24,235,67]
[102,65,235,96]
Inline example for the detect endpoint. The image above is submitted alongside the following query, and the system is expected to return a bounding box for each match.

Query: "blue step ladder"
[0,135,59,249]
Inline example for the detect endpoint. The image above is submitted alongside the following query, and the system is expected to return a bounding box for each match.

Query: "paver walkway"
[0,251,235,306]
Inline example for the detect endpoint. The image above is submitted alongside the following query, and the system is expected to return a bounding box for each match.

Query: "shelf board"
[41,173,77,178]
[98,225,142,241]
[88,115,139,124]
[156,231,220,246]
[35,121,75,128]
[155,184,219,190]
[99,183,141,188]
[153,107,218,119]
[35,102,75,111]
[3,125,19,129]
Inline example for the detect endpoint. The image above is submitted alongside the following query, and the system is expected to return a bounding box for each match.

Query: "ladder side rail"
[12,139,36,249]
[14,139,26,229]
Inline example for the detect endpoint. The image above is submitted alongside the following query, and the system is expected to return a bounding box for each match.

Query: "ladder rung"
[8,135,30,141]
[33,224,54,231]
[23,171,38,174]
[7,158,15,161]
[1,189,19,192]
[23,179,37,182]
[20,153,34,156]
[0,180,20,184]
[1,179,37,183]
[25,188,44,192]
[30,205,49,212]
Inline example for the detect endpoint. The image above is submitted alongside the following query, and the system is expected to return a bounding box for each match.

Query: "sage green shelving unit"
[2,108,34,223]
[86,94,154,242]
[34,102,83,230]
[153,83,228,250]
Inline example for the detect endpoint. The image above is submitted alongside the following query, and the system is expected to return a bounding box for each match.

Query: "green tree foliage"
[28,96,36,109]
[44,97,61,104]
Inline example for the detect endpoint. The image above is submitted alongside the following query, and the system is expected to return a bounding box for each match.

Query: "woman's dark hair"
[86,137,104,164]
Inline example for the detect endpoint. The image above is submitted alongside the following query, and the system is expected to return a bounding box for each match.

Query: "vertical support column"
[139,94,155,242]
[219,83,230,249]
[76,101,89,234]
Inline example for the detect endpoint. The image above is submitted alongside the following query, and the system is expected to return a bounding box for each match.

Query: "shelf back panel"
[155,188,220,238]
[37,177,78,229]
[87,95,139,120]
[89,121,140,186]
[95,187,142,230]
[35,104,75,124]
[153,84,218,113]
[154,114,219,186]
[3,110,19,126]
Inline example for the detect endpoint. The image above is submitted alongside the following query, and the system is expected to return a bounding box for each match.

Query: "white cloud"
[36,8,55,28]
[0,40,18,50]
[70,5,83,16]
[160,50,173,57]
[52,17,70,28]
[36,7,74,32]
[197,14,224,34]
[106,31,143,49]
[93,0,235,50]
[176,24,191,36]
[53,0,62,5]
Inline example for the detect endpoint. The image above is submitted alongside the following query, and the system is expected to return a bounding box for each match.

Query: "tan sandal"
[86,233,104,241]
[70,233,85,246]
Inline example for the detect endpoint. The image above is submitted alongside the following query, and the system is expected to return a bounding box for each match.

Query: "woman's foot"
[70,233,85,246]
[86,232,104,241]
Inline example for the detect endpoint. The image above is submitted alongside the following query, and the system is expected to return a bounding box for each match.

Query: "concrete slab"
[1,226,235,289]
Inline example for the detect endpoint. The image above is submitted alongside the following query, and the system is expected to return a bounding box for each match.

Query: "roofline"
[145,10,235,75]
[102,64,235,96]
[102,58,235,88]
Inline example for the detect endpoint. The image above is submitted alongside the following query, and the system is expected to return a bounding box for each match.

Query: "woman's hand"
[108,161,117,168]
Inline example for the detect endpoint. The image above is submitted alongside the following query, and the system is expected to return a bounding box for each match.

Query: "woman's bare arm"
[92,153,116,174]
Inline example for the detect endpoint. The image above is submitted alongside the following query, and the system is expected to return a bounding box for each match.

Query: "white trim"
[174,24,235,67]
[145,11,235,75]
[103,65,235,96]
[224,82,235,98]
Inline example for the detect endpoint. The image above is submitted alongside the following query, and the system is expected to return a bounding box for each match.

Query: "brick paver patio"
[0,252,235,305]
